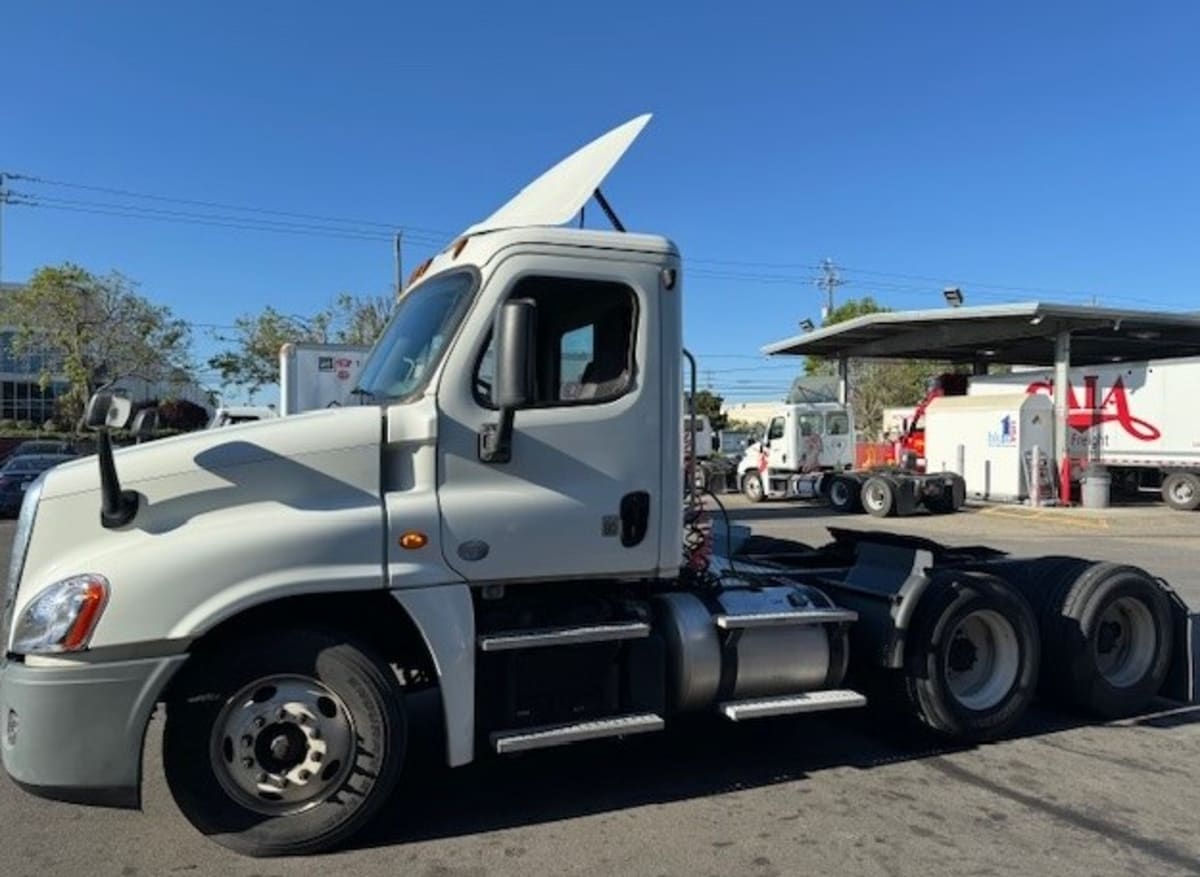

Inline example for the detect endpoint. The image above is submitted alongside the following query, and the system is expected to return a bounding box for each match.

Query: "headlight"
[11,575,109,654]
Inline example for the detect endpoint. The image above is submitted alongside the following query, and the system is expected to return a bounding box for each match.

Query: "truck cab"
[736,401,854,500]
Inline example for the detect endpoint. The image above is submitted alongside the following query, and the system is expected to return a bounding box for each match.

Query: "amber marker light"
[399,531,428,550]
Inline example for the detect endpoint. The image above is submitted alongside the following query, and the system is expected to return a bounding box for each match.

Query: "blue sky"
[3,2,1197,402]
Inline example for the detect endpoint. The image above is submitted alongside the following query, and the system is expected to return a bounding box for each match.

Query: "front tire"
[741,471,765,503]
[164,630,406,857]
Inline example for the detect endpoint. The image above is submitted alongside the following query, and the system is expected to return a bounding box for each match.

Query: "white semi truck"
[736,400,967,516]
[968,358,1200,510]
[1,116,1195,858]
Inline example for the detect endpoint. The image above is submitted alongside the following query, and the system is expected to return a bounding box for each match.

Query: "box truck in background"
[279,342,372,416]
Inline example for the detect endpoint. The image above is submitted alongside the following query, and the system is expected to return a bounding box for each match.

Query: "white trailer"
[1,115,1194,858]
[924,394,1055,502]
[279,342,372,416]
[969,357,1200,509]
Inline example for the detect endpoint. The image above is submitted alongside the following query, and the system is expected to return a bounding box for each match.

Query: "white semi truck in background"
[735,400,967,516]
[2,115,1194,858]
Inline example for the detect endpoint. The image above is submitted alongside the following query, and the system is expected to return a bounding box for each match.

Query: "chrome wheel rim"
[1170,478,1196,505]
[864,482,888,512]
[210,675,356,815]
[944,610,1021,711]
[1094,597,1157,688]
[744,474,763,501]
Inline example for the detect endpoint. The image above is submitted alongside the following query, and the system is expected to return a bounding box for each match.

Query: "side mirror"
[480,299,536,464]
[494,298,536,409]
[84,392,133,431]
[131,408,158,443]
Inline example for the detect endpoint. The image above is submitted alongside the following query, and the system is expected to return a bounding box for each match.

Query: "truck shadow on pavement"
[353,699,1200,852]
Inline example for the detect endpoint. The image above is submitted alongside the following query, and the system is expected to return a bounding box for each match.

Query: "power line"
[7,171,454,238]
[10,197,449,245]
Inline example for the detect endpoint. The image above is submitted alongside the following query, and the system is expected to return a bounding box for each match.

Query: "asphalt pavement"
[1,507,1198,877]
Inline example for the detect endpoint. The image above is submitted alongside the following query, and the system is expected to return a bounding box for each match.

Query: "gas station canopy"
[762,301,1200,366]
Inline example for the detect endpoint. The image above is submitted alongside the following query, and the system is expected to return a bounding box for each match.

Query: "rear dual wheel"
[1162,471,1200,511]
[890,572,1040,741]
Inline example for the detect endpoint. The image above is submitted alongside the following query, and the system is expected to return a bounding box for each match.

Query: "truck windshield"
[355,271,476,401]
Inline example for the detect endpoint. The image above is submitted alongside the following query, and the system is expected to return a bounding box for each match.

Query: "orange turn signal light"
[399,531,428,550]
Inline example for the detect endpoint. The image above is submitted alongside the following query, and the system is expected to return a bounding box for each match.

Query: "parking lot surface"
[1,508,1198,877]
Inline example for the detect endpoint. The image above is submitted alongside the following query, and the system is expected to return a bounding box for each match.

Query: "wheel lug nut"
[256,772,267,783]
[278,778,289,788]
[241,735,253,747]
[311,751,323,763]
[253,717,265,729]
[242,757,254,768]
[277,708,288,720]
[298,770,311,781]
[298,714,309,725]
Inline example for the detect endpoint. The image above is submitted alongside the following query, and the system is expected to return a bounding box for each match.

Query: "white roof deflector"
[463,113,651,237]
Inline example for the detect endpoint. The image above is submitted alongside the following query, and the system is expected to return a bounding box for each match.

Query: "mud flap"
[1161,593,1199,704]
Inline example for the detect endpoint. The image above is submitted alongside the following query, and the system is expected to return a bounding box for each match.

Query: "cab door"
[435,253,666,583]
[765,415,788,470]
[821,410,852,469]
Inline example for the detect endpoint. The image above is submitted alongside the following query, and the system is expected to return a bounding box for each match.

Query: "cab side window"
[767,417,785,441]
[476,277,638,407]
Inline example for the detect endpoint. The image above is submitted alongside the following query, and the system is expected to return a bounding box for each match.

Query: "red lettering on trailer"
[1024,376,1161,441]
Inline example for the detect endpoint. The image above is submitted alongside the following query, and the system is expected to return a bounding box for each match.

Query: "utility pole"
[0,172,8,284]
[814,258,844,321]
[393,230,403,297]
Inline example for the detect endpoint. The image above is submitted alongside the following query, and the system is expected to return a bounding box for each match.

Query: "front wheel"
[164,630,406,857]
[741,471,765,503]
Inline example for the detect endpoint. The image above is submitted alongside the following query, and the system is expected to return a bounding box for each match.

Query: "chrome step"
[478,621,651,653]
[715,608,857,630]
[719,689,867,721]
[491,712,665,754]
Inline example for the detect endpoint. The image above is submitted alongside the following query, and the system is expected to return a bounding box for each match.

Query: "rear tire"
[164,630,406,857]
[826,475,861,513]
[893,572,1039,741]
[1039,563,1174,718]
[861,476,896,517]
[1162,472,1200,511]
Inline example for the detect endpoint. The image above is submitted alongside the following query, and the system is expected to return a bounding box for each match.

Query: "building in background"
[0,282,211,423]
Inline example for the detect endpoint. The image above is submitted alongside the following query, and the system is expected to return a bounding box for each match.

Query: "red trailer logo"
[1025,376,1161,441]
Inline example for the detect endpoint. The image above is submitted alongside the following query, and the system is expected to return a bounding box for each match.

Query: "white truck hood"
[40,407,380,501]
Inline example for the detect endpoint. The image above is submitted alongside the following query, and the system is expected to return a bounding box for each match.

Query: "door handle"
[619,491,650,548]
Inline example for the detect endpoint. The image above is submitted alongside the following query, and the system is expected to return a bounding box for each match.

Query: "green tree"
[209,292,394,396]
[689,389,728,430]
[2,264,192,426]
[805,296,943,440]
